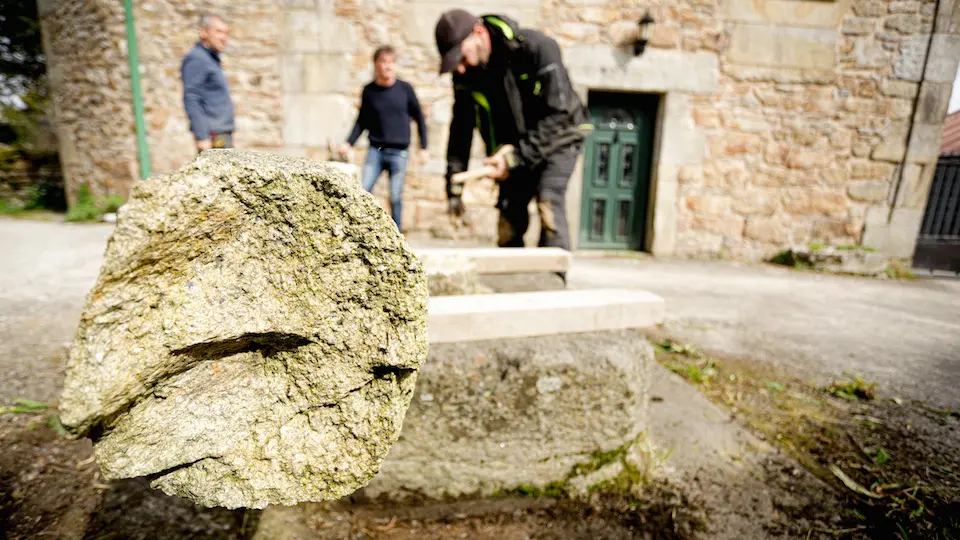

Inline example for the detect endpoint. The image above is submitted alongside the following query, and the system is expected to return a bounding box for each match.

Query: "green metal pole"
[123,0,151,179]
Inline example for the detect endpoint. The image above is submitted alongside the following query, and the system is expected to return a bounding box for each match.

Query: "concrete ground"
[568,253,960,410]
[2,218,958,538]
[2,218,957,411]
[0,220,112,404]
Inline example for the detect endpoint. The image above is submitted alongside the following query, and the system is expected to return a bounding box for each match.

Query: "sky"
[950,69,960,114]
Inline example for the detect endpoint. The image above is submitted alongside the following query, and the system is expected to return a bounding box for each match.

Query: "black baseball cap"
[435,9,480,74]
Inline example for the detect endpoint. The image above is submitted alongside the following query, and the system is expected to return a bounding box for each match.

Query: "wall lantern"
[634,12,655,56]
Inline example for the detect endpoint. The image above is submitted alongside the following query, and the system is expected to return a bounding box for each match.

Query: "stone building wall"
[276,0,505,238]
[37,0,138,202]
[40,0,960,258]
[672,0,960,259]
[133,1,285,175]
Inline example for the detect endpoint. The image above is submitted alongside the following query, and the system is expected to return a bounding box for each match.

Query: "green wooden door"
[578,93,658,250]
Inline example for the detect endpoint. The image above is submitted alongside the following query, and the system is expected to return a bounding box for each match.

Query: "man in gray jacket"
[181,14,235,152]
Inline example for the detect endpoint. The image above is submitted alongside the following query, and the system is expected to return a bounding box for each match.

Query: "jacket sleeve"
[346,88,367,145]
[513,38,582,171]
[181,55,211,141]
[445,79,475,197]
[407,84,429,150]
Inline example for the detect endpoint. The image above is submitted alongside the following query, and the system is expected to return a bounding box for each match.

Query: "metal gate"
[913,153,960,274]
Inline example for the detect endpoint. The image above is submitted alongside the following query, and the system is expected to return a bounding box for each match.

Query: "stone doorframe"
[561,46,719,255]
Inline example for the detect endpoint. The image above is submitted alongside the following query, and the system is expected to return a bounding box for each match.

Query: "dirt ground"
[2,219,958,539]
[649,333,960,538]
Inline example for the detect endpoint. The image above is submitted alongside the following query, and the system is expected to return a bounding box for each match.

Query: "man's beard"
[477,41,491,67]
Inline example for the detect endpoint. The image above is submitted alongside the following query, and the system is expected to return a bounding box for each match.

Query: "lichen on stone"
[60,150,428,509]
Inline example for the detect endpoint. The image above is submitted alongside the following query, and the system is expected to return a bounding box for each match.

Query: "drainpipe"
[123,0,151,179]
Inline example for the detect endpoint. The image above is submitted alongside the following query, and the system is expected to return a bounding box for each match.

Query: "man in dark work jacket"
[340,45,429,229]
[434,10,588,257]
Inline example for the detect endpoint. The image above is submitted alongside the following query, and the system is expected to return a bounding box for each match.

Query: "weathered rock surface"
[59,150,429,509]
[419,251,491,296]
[361,330,652,499]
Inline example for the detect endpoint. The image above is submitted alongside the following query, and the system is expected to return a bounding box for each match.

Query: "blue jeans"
[362,147,408,228]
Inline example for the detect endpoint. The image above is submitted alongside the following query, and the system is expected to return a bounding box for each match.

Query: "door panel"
[579,94,657,250]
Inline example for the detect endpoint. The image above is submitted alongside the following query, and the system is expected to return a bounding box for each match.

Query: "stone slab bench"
[415,247,571,275]
[361,330,655,499]
[428,288,665,343]
[353,288,665,499]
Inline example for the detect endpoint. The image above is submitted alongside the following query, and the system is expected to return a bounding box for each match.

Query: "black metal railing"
[913,153,960,274]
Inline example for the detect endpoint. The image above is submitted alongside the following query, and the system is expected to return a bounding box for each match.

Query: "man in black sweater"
[434,10,588,254]
[339,46,429,229]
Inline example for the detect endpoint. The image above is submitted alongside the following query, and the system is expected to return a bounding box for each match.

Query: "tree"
[0,0,46,98]
[0,0,62,212]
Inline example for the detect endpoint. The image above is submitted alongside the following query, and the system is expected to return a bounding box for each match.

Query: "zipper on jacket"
[472,91,498,152]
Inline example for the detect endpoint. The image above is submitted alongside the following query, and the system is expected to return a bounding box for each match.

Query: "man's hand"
[418,149,430,166]
[338,143,352,159]
[483,144,515,181]
[196,139,212,152]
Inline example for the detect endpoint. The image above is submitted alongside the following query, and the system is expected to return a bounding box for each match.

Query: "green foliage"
[63,184,125,222]
[659,340,702,359]
[827,374,877,401]
[766,381,787,392]
[102,194,126,213]
[770,249,797,267]
[494,481,568,498]
[0,198,21,214]
[0,0,47,97]
[872,447,891,467]
[837,244,877,252]
[0,397,51,414]
[65,184,100,222]
[659,340,717,384]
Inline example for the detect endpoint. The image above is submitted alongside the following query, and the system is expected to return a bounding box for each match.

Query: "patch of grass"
[828,375,877,401]
[570,445,629,479]
[1,399,69,437]
[667,359,718,384]
[659,339,702,358]
[494,481,568,498]
[885,261,915,280]
[837,244,877,252]
[101,194,125,213]
[770,249,796,266]
[0,198,23,215]
[872,447,892,467]
[65,184,101,222]
[64,184,125,223]
[809,242,826,252]
[657,340,718,384]
[766,381,787,393]
[915,403,960,419]
[0,398,51,414]
[498,435,661,501]
[0,194,50,216]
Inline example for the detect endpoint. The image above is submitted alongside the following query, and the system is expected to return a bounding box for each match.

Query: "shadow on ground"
[0,418,257,539]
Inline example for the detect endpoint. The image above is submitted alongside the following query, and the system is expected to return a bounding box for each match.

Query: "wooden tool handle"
[450,165,497,185]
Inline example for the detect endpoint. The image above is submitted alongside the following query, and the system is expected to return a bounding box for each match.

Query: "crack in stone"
[171,332,313,360]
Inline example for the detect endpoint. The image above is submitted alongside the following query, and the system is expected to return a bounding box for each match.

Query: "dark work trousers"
[496,142,581,251]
